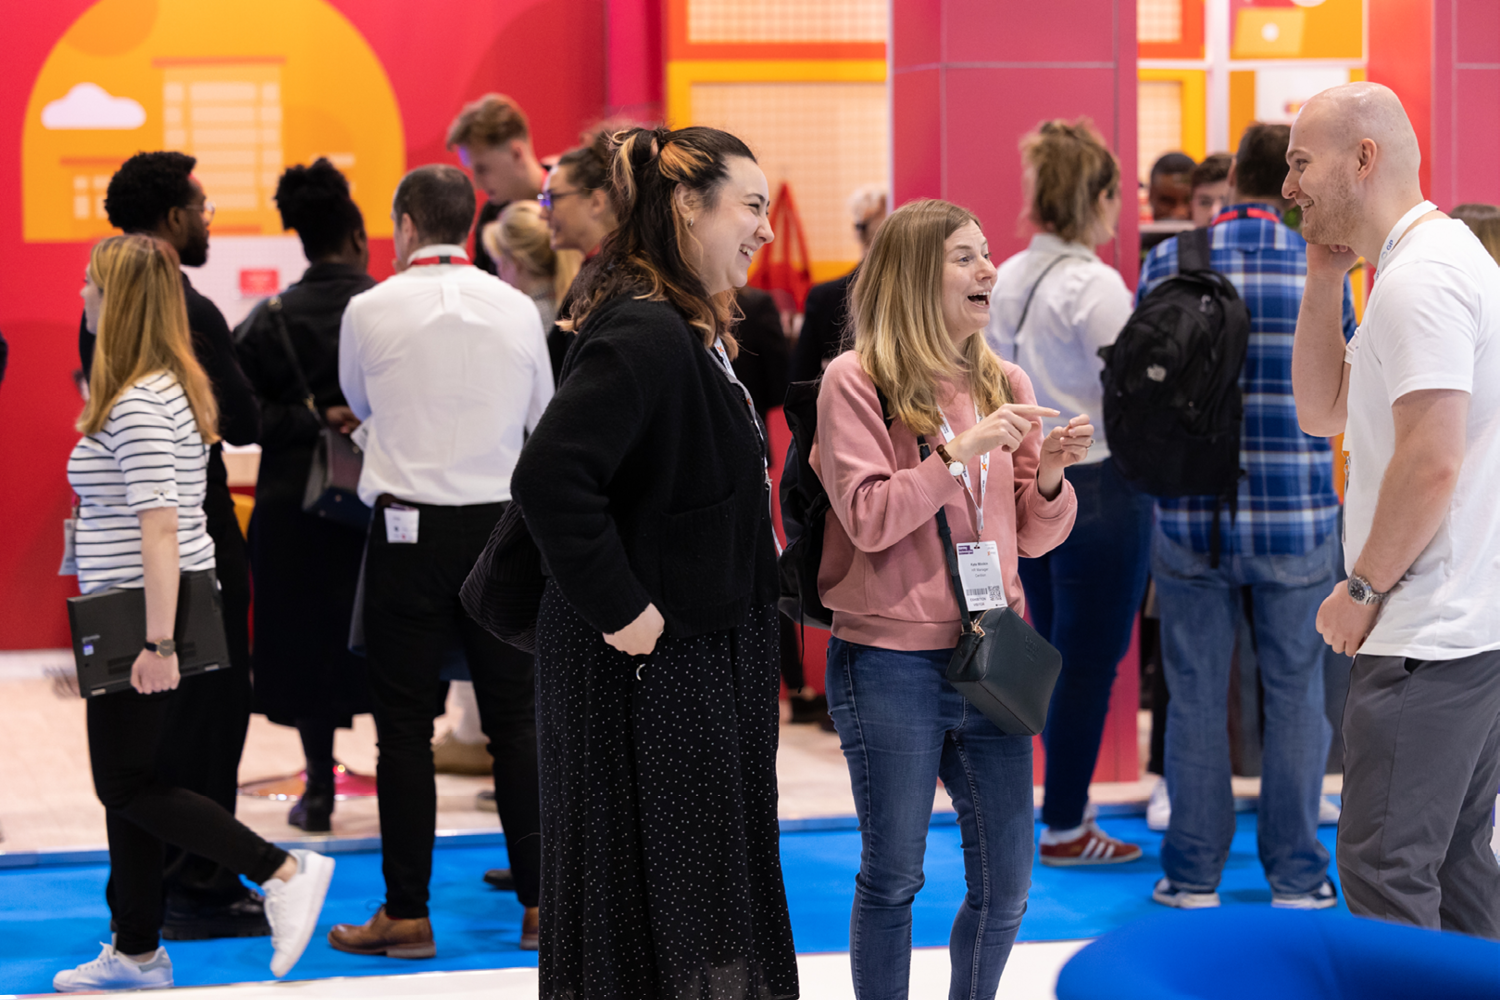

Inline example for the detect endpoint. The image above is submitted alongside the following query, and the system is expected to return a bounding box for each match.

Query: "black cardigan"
[510,295,779,639]
[232,262,376,505]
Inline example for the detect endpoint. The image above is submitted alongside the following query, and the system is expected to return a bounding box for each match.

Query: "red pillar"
[606,0,663,122]
[1430,0,1500,208]
[1368,0,1433,199]
[890,0,1139,288]
[890,0,1141,784]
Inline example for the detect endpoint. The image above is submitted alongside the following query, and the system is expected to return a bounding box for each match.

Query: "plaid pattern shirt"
[1136,205,1356,557]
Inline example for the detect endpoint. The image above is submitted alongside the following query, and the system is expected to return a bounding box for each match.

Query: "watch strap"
[936,443,955,465]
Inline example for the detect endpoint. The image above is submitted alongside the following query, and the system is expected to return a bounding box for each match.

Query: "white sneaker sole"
[1272,894,1338,910]
[1152,887,1221,909]
[271,853,335,978]
[1039,849,1143,867]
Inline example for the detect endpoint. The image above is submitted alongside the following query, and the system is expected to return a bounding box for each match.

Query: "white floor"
[4,942,1088,1000]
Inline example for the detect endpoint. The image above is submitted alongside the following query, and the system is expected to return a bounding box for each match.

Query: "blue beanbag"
[1056,907,1500,1000]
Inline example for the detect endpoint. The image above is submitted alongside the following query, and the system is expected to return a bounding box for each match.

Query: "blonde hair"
[482,201,583,304]
[78,234,219,441]
[1021,118,1120,244]
[852,200,1011,435]
[446,93,529,150]
[1452,203,1500,266]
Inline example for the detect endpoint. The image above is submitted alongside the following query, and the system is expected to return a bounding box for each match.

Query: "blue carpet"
[0,813,1340,993]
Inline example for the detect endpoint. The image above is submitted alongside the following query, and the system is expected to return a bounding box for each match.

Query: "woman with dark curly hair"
[510,126,798,999]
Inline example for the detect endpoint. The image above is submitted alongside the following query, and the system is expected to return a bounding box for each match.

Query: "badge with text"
[955,541,1006,612]
[58,518,77,576]
[384,504,420,544]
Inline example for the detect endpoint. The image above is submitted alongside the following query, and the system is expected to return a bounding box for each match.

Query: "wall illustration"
[23,0,405,245]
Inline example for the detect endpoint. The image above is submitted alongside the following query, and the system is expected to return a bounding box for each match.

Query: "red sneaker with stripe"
[1038,821,1143,867]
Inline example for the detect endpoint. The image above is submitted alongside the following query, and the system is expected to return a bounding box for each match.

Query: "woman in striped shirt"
[56,235,333,993]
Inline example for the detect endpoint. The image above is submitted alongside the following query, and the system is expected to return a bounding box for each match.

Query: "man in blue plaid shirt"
[1136,123,1356,912]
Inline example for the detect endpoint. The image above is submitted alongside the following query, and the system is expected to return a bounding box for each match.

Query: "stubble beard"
[1300,171,1359,247]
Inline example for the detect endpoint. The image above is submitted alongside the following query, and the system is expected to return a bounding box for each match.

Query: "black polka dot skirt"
[535,581,799,1000]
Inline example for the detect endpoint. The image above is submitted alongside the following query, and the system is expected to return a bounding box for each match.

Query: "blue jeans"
[826,639,1034,1000]
[1019,459,1154,830]
[1151,527,1334,895]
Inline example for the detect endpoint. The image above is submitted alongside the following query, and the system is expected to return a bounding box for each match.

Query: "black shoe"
[288,786,334,833]
[161,890,271,940]
[482,868,516,891]
[788,691,829,724]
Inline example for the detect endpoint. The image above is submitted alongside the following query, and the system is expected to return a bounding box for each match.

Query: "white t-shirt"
[1344,218,1500,659]
[985,233,1133,463]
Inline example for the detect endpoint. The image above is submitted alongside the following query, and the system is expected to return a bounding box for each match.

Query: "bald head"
[1299,82,1421,181]
[1285,82,1427,251]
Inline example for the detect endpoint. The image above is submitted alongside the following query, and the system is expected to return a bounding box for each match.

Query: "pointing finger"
[1004,404,1061,418]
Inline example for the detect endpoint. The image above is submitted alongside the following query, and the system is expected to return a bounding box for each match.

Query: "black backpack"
[777,378,891,628]
[1100,227,1250,557]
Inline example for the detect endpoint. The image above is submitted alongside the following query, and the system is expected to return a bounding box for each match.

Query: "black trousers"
[88,687,288,955]
[101,482,255,916]
[364,499,541,917]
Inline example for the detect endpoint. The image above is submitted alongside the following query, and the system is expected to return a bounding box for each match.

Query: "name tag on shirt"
[384,505,419,544]
[59,518,77,576]
[956,541,1007,612]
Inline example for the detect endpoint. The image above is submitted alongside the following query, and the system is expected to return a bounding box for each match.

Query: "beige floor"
[0,649,1338,854]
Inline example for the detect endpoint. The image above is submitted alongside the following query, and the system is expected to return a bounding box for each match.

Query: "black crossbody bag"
[919,438,1063,736]
[265,296,370,530]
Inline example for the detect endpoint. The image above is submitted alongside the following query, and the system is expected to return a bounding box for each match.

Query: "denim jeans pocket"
[1150,528,1212,581]
[1262,535,1338,588]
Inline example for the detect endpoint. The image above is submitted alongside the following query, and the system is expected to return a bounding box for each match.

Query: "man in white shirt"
[329,165,554,956]
[1289,81,1500,936]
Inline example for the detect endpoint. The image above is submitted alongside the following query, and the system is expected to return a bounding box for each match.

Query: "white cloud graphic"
[42,83,146,130]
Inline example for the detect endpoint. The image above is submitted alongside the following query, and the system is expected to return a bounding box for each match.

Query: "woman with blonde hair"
[59,234,333,992]
[813,199,1090,998]
[984,118,1153,868]
[482,200,584,380]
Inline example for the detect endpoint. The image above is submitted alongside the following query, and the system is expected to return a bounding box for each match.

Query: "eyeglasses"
[184,201,215,223]
[537,189,585,210]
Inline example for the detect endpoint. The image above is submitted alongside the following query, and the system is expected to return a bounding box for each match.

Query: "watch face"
[1348,577,1371,603]
[949,461,966,477]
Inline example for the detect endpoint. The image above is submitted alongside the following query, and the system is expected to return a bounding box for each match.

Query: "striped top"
[67,371,216,594]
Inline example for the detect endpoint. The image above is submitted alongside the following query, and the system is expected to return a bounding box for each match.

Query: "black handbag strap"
[264,296,319,419]
[918,437,981,634]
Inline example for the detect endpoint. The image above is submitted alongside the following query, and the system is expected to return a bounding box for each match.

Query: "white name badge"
[955,540,1007,612]
[58,518,77,576]
[384,504,419,544]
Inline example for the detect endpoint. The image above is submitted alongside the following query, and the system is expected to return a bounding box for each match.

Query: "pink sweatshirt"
[810,351,1078,651]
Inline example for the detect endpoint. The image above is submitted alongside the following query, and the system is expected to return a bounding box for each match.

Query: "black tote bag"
[920,438,1063,735]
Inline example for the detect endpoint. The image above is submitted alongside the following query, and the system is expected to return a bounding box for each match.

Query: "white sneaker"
[262,849,335,977]
[1147,777,1171,832]
[1318,795,1341,826]
[1151,876,1220,909]
[1272,878,1339,910]
[54,943,173,992]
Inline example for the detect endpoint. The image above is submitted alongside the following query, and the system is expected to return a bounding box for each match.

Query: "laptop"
[66,569,231,698]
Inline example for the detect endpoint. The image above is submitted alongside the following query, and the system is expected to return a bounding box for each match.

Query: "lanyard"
[407,253,471,267]
[1212,206,1281,226]
[938,406,988,534]
[1376,200,1439,276]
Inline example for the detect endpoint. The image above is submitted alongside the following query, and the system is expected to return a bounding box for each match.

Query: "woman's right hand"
[946,403,1059,462]
[131,649,181,695]
[604,602,666,657]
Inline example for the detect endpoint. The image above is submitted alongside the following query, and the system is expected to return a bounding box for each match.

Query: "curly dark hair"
[275,158,365,259]
[104,151,197,234]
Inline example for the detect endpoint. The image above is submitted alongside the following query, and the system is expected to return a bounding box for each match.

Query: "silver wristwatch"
[1346,573,1388,606]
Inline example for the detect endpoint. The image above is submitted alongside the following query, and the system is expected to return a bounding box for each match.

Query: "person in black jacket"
[78,150,266,941]
[233,160,375,832]
[510,125,798,999]
[790,186,887,383]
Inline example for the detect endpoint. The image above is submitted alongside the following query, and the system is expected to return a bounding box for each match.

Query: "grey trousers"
[1339,649,1500,937]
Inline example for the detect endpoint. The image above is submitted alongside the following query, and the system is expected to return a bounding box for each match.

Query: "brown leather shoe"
[519,906,539,951]
[327,906,436,958]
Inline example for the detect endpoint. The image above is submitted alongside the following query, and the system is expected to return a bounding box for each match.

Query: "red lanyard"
[1212,206,1281,226]
[407,254,470,267]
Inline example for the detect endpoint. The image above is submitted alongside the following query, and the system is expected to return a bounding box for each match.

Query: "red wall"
[890,0,1140,290]
[1430,0,1500,208]
[0,1,607,649]
[1369,0,1433,198]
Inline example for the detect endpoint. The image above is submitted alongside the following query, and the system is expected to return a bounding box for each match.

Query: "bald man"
[1288,82,1500,937]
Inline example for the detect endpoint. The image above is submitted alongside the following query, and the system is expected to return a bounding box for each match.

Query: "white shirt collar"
[1027,231,1097,261]
[405,244,470,264]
